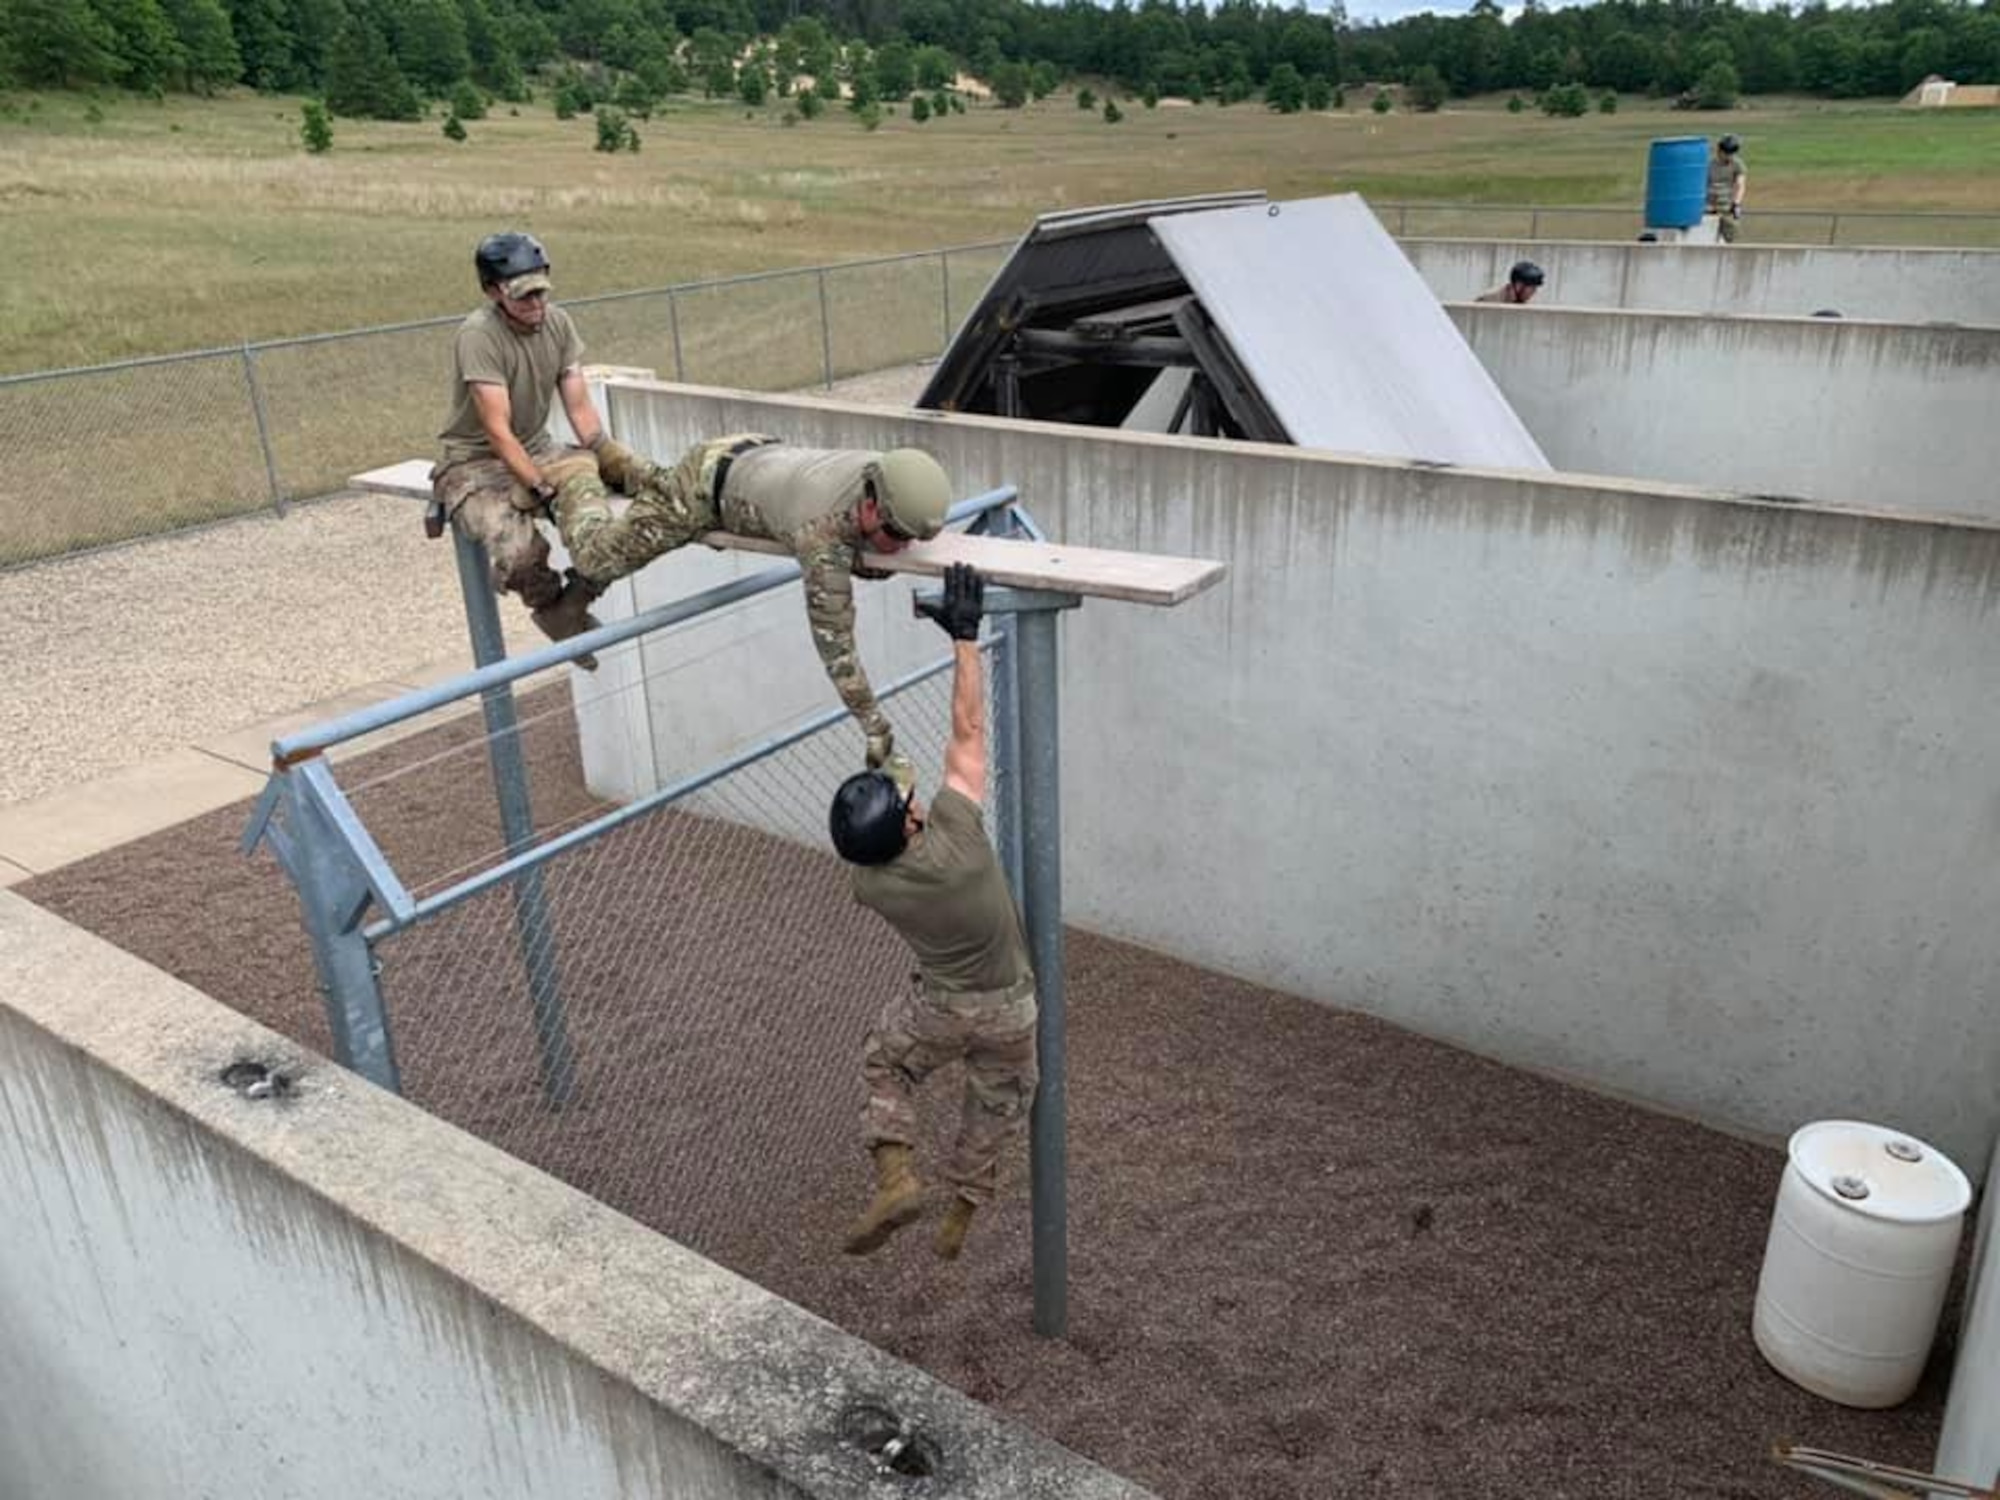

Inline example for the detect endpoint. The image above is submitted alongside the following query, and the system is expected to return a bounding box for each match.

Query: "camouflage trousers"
[431,449,598,608]
[861,974,1039,1205]
[553,434,775,587]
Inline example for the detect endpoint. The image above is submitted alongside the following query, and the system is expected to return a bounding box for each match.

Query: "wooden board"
[351,462,1225,608]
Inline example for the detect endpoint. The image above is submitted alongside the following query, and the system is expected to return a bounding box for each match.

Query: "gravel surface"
[0,364,930,810]
[0,493,540,806]
[18,687,1955,1500]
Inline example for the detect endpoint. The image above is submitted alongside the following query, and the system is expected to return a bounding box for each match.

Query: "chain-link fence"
[0,239,1014,572]
[263,629,1006,1283]
[8,208,1993,569]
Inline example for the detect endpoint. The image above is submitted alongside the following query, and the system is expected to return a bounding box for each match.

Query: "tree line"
[2,0,1995,117]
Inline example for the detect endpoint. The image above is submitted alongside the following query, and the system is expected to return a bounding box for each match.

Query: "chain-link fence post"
[1530,208,1542,239]
[817,267,835,390]
[939,249,954,354]
[668,286,686,381]
[449,527,578,1104]
[239,340,286,514]
[1828,215,1842,247]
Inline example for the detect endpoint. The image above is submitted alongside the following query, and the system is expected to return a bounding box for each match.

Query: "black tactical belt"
[710,436,781,506]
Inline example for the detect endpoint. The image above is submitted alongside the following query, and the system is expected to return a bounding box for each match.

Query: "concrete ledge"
[0,747,265,874]
[0,892,1152,1500]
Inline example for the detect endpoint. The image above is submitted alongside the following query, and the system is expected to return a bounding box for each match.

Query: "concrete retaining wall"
[1447,305,2000,516]
[598,382,2000,1172]
[0,894,1151,1500]
[1406,239,2000,326]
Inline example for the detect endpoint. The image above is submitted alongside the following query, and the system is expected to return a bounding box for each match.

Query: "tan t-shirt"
[1706,155,1744,211]
[852,788,1031,994]
[436,302,585,466]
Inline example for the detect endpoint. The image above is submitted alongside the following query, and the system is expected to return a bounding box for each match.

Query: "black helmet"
[1718,134,1741,154]
[475,232,549,289]
[1510,260,1545,287]
[829,769,910,865]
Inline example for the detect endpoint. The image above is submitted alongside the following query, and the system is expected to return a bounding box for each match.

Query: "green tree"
[300,95,332,150]
[1694,60,1739,109]
[796,83,823,118]
[990,58,1029,106]
[1539,80,1589,116]
[223,0,291,89]
[1304,74,1329,110]
[160,0,239,93]
[449,79,485,117]
[95,0,185,92]
[911,43,953,90]
[1141,79,1159,107]
[394,0,471,93]
[1407,62,1447,111]
[853,99,882,128]
[1370,87,1391,113]
[442,110,466,138]
[930,87,949,115]
[324,16,421,119]
[1077,85,1095,109]
[5,0,120,87]
[1596,89,1617,114]
[872,36,913,98]
[594,105,638,149]
[1102,97,1121,122]
[1265,61,1304,112]
[1506,92,1524,113]
[910,92,930,121]
[738,61,768,105]
[1028,59,1058,99]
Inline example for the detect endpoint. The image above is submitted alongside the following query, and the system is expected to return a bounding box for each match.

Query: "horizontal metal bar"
[362,648,974,940]
[272,486,1018,761]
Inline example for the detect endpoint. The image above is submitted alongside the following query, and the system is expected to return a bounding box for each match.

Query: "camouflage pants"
[431,449,598,609]
[861,974,1039,1205]
[554,434,771,586]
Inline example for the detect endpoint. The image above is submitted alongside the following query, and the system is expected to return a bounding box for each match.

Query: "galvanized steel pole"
[282,772,400,1092]
[451,530,577,1104]
[1014,601,1069,1338]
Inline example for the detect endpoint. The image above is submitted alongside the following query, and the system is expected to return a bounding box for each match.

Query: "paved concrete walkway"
[0,363,933,884]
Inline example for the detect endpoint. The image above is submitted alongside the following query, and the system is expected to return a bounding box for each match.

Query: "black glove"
[917,562,984,642]
[1730,204,1742,220]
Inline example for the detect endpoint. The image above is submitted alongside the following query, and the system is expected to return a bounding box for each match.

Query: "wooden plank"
[351,461,1226,607]
[351,460,435,499]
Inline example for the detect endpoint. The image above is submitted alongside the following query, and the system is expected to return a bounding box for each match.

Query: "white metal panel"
[1150,194,1552,470]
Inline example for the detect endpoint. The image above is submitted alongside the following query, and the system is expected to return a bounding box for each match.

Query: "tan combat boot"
[934,1195,977,1261]
[530,569,604,670]
[592,437,648,494]
[843,1143,923,1256]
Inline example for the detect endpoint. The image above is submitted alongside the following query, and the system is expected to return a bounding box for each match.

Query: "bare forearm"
[952,640,983,746]
[943,639,986,802]
[483,423,544,489]
[558,370,602,447]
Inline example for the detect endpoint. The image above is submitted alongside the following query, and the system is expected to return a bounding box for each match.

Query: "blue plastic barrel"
[1644,137,1709,230]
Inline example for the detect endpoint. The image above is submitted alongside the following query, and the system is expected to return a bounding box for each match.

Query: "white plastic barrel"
[1936,1132,2000,1488]
[1753,1120,1972,1408]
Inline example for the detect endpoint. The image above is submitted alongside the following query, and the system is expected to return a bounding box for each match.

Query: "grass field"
[4,86,2000,374]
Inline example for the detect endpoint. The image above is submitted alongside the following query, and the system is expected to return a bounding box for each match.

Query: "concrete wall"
[0,894,1152,1500]
[1447,305,2000,517]
[596,382,2000,1172]
[1405,239,2000,326]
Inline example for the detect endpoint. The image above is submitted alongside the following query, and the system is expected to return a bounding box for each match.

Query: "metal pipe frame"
[269,486,1017,761]
[255,485,1081,1335]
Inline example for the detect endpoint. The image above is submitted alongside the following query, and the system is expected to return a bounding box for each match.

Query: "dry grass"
[5,89,1999,374]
